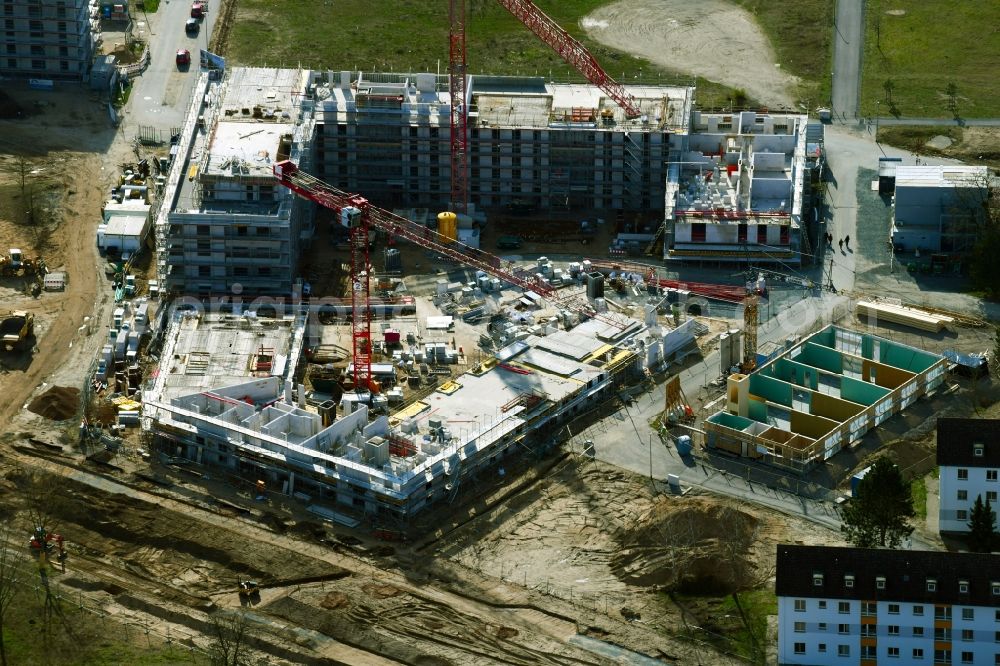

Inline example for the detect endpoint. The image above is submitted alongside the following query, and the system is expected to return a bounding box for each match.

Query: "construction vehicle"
[28,527,66,567]
[237,578,260,599]
[0,311,34,352]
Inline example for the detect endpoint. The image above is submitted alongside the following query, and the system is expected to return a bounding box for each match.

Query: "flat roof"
[218,67,304,116]
[895,165,988,188]
[155,313,297,401]
[204,121,295,177]
[103,212,148,236]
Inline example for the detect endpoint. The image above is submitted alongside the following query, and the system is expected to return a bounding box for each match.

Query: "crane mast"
[273,160,628,391]
[448,0,643,212]
[448,0,469,214]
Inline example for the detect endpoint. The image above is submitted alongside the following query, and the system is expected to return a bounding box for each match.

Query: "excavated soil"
[27,385,80,420]
[610,497,759,593]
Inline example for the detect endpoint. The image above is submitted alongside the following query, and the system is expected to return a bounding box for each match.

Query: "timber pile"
[856,299,954,333]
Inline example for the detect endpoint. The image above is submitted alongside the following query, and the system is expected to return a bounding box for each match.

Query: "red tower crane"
[273,160,628,392]
[449,0,643,211]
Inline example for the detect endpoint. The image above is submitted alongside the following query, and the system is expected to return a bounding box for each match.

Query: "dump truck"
[0,311,34,352]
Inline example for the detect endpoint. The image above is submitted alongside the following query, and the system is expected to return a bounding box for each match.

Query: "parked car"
[190,2,204,18]
[175,49,191,68]
[185,18,199,34]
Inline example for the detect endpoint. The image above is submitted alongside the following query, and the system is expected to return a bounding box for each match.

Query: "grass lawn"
[861,1,1000,118]
[719,589,777,665]
[231,0,652,80]
[139,0,159,11]
[911,476,927,520]
[731,0,835,105]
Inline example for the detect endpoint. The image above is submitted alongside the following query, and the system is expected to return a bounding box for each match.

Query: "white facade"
[891,165,990,253]
[778,595,1000,665]
[939,463,1000,533]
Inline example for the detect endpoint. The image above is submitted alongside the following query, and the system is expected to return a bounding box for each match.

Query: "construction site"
[0,0,998,663]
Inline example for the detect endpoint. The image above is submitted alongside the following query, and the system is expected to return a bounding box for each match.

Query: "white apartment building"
[938,417,1000,534]
[777,544,1000,666]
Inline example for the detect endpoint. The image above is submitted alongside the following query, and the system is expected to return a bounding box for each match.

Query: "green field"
[230,0,653,80]
[861,1,1000,118]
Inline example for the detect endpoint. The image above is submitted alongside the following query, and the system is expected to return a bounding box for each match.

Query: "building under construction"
[704,324,947,473]
[663,110,812,264]
[310,70,692,212]
[142,301,696,520]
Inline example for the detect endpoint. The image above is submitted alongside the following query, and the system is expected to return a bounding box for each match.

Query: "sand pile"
[610,498,759,594]
[28,386,80,421]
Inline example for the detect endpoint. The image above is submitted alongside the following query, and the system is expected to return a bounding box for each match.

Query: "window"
[888,647,900,658]
[958,469,969,480]
[888,625,900,636]
[838,623,850,634]
[737,223,747,243]
[995,630,1000,643]
[813,573,824,586]
[962,652,974,664]
[914,627,925,637]
[794,621,805,633]
[779,225,790,245]
[975,444,985,457]
[958,510,969,521]
[888,603,899,614]
[914,605,924,616]
[914,648,924,660]
[794,599,806,612]
[31,59,44,70]
[877,576,886,590]
[196,225,210,235]
[818,643,826,653]
[962,629,973,641]
[993,582,1000,596]
[935,650,951,665]
[995,609,1000,622]
[958,490,969,501]
[960,580,970,594]
[862,602,877,616]
[861,624,876,637]
[691,223,706,242]
[935,627,952,641]
[990,491,999,503]
[794,642,805,655]
[819,623,827,631]
[838,645,850,657]
[844,574,855,588]
[989,469,999,482]
[818,601,827,609]
[927,578,937,592]
[839,601,850,614]
[936,606,952,621]
[963,608,975,621]
[861,645,876,659]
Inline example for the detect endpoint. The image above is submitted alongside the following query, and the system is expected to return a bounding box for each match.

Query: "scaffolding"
[742,294,758,372]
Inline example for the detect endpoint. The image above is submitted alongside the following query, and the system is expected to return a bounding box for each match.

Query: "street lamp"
[875,100,880,140]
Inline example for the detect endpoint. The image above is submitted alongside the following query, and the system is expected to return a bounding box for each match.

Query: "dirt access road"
[582,0,798,109]
[0,88,128,430]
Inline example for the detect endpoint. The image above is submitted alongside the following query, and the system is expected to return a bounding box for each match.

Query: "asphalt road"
[127,0,216,131]
[830,0,864,121]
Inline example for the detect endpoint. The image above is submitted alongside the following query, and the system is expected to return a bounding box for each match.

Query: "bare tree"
[210,610,254,666]
[0,522,23,666]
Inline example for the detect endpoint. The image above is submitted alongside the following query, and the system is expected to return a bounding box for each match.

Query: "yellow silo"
[437,211,457,243]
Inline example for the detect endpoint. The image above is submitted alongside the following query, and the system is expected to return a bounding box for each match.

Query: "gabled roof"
[937,418,1000,467]
[777,544,1000,607]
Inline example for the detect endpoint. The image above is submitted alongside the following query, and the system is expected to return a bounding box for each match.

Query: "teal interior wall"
[841,376,891,405]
